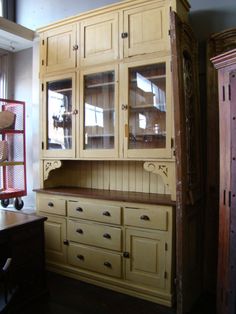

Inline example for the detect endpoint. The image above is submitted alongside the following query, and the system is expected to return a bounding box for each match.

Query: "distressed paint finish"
[212,49,236,314]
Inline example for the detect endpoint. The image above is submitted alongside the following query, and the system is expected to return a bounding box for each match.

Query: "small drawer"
[37,195,66,216]
[68,243,122,278]
[68,220,122,251]
[68,200,121,225]
[124,206,169,231]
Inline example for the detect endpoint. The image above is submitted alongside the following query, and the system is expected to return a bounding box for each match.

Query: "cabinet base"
[46,263,174,308]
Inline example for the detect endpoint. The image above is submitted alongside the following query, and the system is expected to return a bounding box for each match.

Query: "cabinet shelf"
[130,104,166,111]
[52,88,72,93]
[131,74,166,83]
[86,134,114,138]
[86,82,115,89]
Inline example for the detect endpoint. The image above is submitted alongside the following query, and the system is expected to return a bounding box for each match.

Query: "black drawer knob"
[48,202,54,207]
[76,228,83,234]
[102,211,111,217]
[123,252,130,258]
[140,215,150,221]
[63,240,69,246]
[76,207,83,212]
[104,261,112,268]
[103,233,111,239]
[121,32,128,39]
[77,254,84,261]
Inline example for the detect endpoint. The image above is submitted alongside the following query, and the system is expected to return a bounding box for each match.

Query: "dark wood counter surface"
[34,187,175,206]
[0,209,46,232]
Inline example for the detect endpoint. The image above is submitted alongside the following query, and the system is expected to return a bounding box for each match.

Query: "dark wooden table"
[0,210,47,311]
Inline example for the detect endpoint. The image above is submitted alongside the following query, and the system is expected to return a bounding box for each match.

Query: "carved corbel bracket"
[143,161,176,201]
[44,160,62,180]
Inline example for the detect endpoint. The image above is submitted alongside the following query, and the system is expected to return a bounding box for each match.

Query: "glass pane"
[128,63,166,149]
[84,71,115,150]
[46,78,72,150]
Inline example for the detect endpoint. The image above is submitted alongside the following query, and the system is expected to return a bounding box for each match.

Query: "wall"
[16,0,122,30]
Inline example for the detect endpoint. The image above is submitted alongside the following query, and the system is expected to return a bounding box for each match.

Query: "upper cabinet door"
[79,65,119,158]
[122,57,173,159]
[80,12,119,66]
[42,73,76,158]
[41,23,78,74]
[122,1,169,58]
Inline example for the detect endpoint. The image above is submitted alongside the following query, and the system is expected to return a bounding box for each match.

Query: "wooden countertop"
[0,210,46,232]
[34,187,175,206]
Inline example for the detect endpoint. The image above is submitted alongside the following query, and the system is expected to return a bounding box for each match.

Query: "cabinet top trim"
[37,0,190,33]
[211,48,236,69]
[34,187,175,206]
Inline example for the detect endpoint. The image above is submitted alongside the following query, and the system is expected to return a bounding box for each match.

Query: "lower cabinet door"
[68,243,122,278]
[44,215,67,264]
[125,228,167,289]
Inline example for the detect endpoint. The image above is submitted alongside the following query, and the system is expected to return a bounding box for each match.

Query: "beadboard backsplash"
[44,160,169,194]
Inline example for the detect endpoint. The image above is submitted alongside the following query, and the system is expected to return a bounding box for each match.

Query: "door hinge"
[229,84,231,101]
[165,243,168,251]
[41,142,44,150]
[125,124,129,138]
[164,271,168,279]
[223,85,225,101]
[42,59,44,66]
[41,83,44,92]
[42,39,45,46]
[171,138,176,156]
[168,29,174,38]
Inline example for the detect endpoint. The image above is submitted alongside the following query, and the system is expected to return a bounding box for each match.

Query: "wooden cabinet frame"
[36,1,205,313]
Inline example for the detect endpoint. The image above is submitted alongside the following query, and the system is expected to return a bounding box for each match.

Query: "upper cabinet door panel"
[42,73,76,159]
[123,1,169,58]
[122,56,173,159]
[79,64,119,158]
[80,12,119,66]
[42,23,77,74]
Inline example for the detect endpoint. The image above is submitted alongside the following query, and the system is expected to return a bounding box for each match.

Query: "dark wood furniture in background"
[212,49,236,314]
[206,28,236,293]
[0,210,47,312]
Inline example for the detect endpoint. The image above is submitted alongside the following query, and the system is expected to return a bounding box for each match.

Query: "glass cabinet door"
[80,66,118,158]
[123,58,172,159]
[43,74,76,158]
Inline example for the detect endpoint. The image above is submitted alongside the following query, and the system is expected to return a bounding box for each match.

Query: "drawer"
[68,243,122,278]
[68,220,122,251]
[124,206,169,231]
[37,195,66,216]
[68,200,121,225]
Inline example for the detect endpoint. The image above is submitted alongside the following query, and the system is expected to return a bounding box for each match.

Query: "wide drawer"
[68,200,121,225]
[37,195,66,216]
[68,243,122,278]
[68,220,122,251]
[124,206,169,231]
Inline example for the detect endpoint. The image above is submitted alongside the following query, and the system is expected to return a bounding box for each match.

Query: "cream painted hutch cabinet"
[35,1,203,314]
